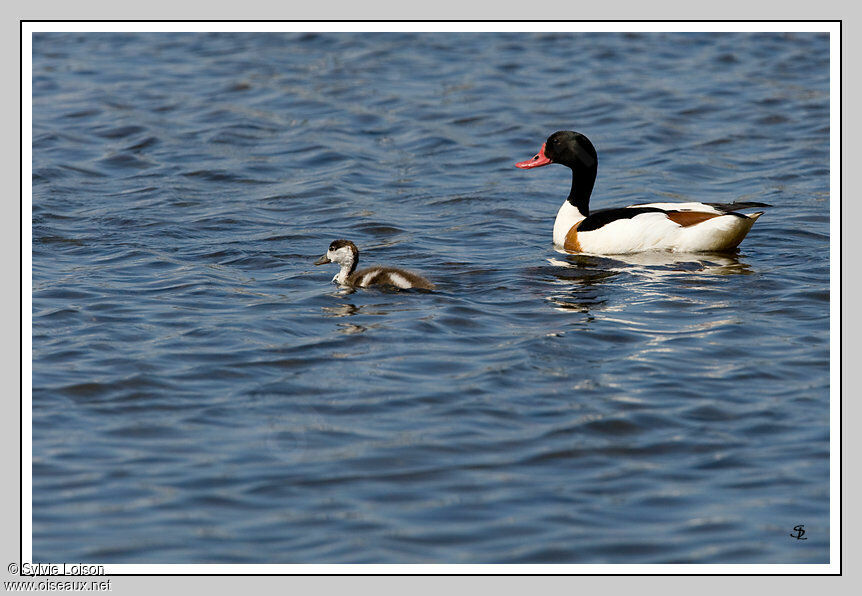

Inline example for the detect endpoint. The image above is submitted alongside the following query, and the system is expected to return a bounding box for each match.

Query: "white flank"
[552,199,762,254]
[388,272,412,289]
[359,270,380,286]
[577,212,678,253]
[574,212,757,254]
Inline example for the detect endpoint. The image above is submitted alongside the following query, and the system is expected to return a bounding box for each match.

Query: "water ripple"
[31,31,830,565]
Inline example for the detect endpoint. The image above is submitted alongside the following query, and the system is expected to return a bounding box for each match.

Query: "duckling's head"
[315,239,359,282]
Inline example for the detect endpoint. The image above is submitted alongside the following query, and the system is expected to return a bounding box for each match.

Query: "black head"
[328,239,357,253]
[515,131,599,215]
[543,131,597,169]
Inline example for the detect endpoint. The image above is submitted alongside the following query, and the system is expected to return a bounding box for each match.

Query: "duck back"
[348,266,435,290]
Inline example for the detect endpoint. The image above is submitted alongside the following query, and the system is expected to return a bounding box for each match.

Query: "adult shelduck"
[315,239,435,290]
[515,131,768,254]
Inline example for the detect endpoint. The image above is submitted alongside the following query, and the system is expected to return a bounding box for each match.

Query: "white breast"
[577,212,681,253]
[553,201,586,246]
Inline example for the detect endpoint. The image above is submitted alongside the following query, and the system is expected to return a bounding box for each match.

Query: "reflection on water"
[541,253,617,314]
[336,322,368,335]
[322,302,379,333]
[553,248,753,274]
[544,250,753,313]
[321,303,360,318]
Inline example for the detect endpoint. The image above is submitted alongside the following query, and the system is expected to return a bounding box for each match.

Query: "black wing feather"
[578,202,770,232]
[578,207,665,232]
[704,201,772,213]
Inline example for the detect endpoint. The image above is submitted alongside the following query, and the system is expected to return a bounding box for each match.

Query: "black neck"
[567,164,596,216]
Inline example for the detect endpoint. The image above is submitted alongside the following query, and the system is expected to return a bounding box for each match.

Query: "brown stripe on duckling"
[564,224,582,252]
[665,211,721,227]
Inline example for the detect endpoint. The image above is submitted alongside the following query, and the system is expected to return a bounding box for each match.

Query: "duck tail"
[707,201,772,213]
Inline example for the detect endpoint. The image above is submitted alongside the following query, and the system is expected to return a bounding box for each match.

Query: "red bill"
[515,143,552,169]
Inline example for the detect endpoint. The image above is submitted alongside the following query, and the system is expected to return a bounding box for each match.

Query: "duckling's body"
[315,240,435,290]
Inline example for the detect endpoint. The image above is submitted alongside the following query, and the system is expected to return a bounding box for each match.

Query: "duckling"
[314,239,435,290]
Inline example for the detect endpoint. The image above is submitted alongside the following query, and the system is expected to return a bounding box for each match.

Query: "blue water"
[31,32,830,564]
